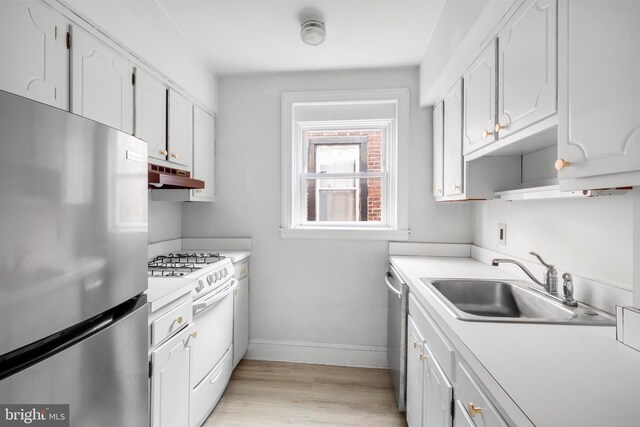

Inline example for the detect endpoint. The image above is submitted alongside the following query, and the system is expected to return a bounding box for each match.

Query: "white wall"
[473,194,635,291]
[182,67,472,367]
[148,199,182,244]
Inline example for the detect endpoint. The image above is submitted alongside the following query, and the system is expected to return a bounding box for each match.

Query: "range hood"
[148,164,205,190]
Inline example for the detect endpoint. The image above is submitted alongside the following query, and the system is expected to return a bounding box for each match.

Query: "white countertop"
[391,256,640,427]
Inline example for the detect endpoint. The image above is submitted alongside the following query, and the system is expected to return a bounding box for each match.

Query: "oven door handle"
[193,279,238,312]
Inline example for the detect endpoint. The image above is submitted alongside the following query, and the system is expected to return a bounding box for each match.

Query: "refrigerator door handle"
[0,294,146,381]
[385,272,402,299]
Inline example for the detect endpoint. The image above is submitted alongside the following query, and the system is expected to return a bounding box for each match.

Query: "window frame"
[281,89,410,240]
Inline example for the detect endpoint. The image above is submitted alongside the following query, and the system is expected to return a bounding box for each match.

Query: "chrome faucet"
[491,252,558,294]
[562,273,578,306]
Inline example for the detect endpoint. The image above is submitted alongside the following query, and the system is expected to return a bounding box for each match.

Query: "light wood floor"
[203,360,407,427]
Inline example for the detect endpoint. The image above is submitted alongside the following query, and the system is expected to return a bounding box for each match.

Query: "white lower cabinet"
[151,324,195,427]
[407,294,506,427]
[406,316,425,427]
[233,259,250,367]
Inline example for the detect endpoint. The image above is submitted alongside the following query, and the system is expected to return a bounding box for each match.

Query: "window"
[281,89,410,240]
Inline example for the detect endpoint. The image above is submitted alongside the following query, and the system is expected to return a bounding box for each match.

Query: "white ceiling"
[66,0,447,76]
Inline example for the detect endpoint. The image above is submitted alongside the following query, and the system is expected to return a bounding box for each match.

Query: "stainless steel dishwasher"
[385,264,408,412]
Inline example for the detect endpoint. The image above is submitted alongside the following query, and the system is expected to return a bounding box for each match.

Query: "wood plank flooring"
[203,360,407,427]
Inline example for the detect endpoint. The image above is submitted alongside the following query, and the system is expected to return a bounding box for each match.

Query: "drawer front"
[409,294,455,379]
[234,260,249,280]
[151,299,193,346]
[455,361,507,427]
[190,346,233,427]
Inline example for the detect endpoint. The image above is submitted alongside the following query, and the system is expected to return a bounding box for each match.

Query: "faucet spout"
[491,258,547,289]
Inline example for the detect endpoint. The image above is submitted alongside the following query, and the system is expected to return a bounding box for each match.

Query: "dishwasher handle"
[385,272,403,300]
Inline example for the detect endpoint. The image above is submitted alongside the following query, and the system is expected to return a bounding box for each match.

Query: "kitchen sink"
[420,279,616,326]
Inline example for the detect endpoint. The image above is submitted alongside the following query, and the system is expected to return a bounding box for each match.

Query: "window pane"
[305,178,383,223]
[306,130,383,174]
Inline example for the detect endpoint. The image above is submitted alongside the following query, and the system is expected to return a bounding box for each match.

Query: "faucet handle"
[562,273,578,306]
[530,251,554,268]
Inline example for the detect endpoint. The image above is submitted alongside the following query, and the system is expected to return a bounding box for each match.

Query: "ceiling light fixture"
[300,20,326,46]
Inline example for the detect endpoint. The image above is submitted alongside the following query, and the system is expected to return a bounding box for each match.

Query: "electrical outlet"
[498,223,507,245]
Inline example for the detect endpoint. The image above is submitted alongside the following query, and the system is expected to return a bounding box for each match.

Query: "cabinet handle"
[413,340,419,349]
[453,185,461,190]
[191,331,198,339]
[171,153,178,159]
[494,123,508,132]
[555,159,572,171]
[483,129,493,138]
[160,150,168,156]
[435,188,442,195]
[467,403,483,417]
[419,352,429,361]
[175,316,183,324]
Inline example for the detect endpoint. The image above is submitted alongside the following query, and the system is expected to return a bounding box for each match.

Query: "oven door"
[191,279,237,387]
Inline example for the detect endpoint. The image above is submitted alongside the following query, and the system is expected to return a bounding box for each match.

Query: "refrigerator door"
[386,265,408,412]
[0,295,149,426]
[0,91,148,356]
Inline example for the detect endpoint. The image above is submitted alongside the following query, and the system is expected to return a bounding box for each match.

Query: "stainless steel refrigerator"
[0,90,149,426]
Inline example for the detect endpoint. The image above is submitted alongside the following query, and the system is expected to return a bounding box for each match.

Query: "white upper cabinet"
[557,0,640,188]
[496,0,557,138]
[433,101,444,198]
[135,68,167,162]
[443,80,464,196]
[70,26,134,133]
[463,41,497,155]
[167,89,193,170]
[0,1,67,108]
[191,106,215,201]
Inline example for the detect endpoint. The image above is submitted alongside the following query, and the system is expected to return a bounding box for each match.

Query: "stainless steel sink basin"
[421,279,616,326]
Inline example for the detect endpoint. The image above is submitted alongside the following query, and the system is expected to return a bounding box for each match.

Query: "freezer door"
[0,90,148,355]
[386,265,408,412]
[0,296,149,427]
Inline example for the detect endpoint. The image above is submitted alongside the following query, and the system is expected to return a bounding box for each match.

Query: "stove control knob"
[207,275,213,284]
[212,272,218,283]
[197,279,205,291]
[217,271,222,280]
[223,267,228,277]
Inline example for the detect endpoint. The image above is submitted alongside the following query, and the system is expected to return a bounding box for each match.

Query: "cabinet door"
[443,80,464,196]
[558,0,640,185]
[424,352,453,427]
[464,41,497,155]
[453,400,476,427]
[406,315,425,427]
[233,275,249,367]
[497,0,557,138]
[168,89,193,170]
[70,26,133,133]
[0,1,67,108]
[192,106,215,201]
[432,101,444,198]
[135,68,167,161]
[151,326,194,427]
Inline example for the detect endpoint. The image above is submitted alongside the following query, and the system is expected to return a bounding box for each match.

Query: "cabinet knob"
[453,185,461,190]
[160,150,168,156]
[467,403,483,417]
[413,340,419,349]
[436,188,442,195]
[555,159,572,171]
[483,129,493,138]
[191,331,198,339]
[494,123,508,133]
[419,352,429,361]
[175,316,183,324]
[171,153,178,159]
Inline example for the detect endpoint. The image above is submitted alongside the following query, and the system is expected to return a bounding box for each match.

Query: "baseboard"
[246,339,388,369]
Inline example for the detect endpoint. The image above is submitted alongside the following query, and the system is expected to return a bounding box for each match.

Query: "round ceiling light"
[300,20,326,46]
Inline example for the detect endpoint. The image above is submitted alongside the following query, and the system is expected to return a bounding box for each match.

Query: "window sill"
[280,227,410,241]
